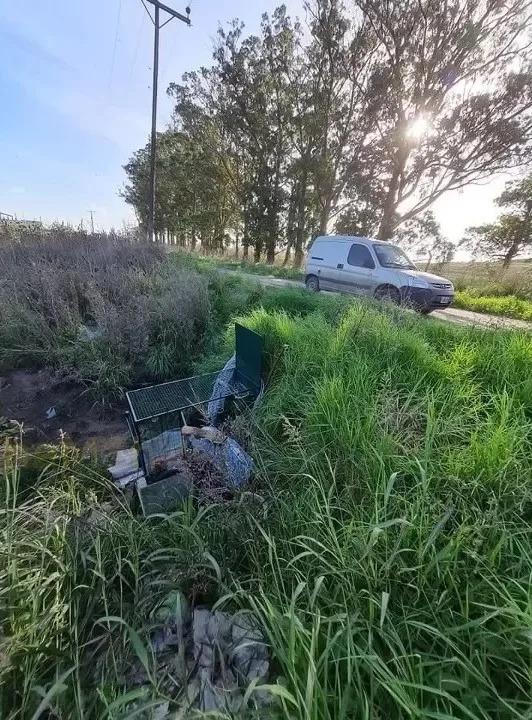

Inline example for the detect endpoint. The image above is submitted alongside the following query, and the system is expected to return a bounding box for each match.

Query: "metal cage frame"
[125,323,262,479]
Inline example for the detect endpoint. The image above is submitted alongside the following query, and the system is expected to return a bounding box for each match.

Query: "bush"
[446,260,532,301]
[0,230,210,399]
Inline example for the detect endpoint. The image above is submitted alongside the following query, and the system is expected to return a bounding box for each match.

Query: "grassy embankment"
[190,252,532,322]
[1,240,531,718]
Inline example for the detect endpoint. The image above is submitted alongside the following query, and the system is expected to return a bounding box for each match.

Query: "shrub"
[0,230,210,399]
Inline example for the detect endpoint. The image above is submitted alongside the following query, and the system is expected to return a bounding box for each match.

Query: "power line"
[108,0,123,92]
[138,0,191,242]
[128,6,147,83]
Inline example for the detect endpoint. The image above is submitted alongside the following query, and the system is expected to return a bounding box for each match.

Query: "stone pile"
[127,591,271,715]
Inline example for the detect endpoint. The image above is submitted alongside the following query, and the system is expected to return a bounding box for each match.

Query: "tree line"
[122,0,532,266]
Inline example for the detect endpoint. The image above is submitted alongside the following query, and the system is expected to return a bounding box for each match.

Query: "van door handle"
[337,263,344,269]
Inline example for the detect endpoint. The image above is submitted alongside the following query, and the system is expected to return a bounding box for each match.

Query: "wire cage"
[126,323,262,480]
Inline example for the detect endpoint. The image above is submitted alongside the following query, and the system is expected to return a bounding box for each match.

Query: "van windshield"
[373,244,416,270]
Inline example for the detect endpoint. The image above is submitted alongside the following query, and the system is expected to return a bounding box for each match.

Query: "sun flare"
[406,114,430,140]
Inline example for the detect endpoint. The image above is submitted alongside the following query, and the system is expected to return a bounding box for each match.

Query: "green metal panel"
[235,323,262,393]
[138,474,191,516]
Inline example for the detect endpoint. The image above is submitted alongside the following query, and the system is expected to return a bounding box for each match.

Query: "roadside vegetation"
[0,230,210,401]
[178,250,532,322]
[0,230,351,405]
[454,290,532,322]
[1,236,531,717]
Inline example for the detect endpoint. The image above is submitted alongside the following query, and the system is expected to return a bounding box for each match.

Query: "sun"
[406,114,430,140]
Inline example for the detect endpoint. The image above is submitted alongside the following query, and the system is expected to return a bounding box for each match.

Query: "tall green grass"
[454,290,532,321]
[237,303,532,719]
[1,301,531,718]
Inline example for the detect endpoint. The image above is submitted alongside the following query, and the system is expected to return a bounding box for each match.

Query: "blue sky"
[0,0,504,239]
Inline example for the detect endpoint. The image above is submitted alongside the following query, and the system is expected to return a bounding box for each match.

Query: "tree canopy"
[462,173,532,266]
[123,0,532,265]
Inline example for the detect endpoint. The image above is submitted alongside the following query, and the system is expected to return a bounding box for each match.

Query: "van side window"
[347,244,375,269]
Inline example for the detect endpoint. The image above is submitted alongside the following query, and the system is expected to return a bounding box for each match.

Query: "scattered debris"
[181,424,225,444]
[125,593,271,716]
[1,369,128,454]
[45,406,57,419]
[108,448,139,481]
[189,434,254,488]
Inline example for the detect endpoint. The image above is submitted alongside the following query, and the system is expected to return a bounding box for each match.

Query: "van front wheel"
[374,285,401,305]
[305,275,320,292]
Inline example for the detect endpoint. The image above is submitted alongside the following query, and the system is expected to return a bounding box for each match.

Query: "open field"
[1,234,531,718]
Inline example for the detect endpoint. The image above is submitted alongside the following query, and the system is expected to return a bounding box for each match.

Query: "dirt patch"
[0,369,129,459]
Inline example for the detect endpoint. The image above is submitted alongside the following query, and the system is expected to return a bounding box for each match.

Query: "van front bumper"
[401,286,454,311]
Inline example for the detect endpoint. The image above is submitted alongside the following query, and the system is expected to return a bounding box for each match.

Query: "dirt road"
[220,270,531,331]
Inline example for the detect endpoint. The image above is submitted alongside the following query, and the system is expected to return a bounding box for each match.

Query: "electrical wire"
[128,4,147,82]
[108,0,123,92]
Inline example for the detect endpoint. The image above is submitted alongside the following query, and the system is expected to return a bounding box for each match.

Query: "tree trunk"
[378,168,401,240]
[235,230,239,259]
[254,240,262,263]
[242,216,250,260]
[190,228,197,251]
[294,170,309,268]
[378,143,410,240]
[502,240,521,268]
[319,196,332,235]
[284,180,297,266]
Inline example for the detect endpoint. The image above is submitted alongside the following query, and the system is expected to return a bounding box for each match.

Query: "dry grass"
[0,229,210,400]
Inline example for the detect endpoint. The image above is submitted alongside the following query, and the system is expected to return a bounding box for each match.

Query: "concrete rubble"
[125,591,272,716]
[108,448,145,489]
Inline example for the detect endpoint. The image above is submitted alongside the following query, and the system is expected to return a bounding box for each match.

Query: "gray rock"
[231,613,269,683]
[199,670,242,714]
[192,609,214,672]
[207,610,233,646]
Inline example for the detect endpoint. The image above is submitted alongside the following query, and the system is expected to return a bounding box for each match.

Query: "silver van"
[305,235,454,314]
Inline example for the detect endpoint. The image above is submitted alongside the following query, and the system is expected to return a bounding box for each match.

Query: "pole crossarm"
[143,0,191,26]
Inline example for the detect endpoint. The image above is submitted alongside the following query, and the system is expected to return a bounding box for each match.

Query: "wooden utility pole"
[141,0,191,242]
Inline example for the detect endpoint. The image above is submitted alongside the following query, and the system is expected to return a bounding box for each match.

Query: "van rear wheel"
[375,285,400,305]
[305,275,320,292]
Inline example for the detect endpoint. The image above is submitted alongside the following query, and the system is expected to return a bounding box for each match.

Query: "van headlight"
[409,278,430,289]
